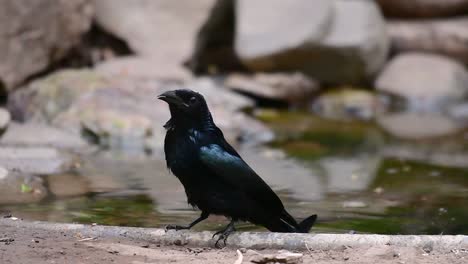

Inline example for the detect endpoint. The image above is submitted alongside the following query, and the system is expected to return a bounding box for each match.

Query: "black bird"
[158,89,317,247]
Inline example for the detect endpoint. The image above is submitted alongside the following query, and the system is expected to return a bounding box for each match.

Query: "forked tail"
[298,214,317,233]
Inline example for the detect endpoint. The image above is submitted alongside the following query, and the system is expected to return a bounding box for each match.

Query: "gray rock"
[376,53,468,110]
[0,167,47,205]
[3,219,468,251]
[0,122,88,150]
[376,0,468,18]
[235,0,389,83]
[9,70,271,152]
[236,0,332,65]
[93,0,215,81]
[388,17,468,64]
[224,73,318,103]
[0,147,76,174]
[0,0,93,90]
[8,69,108,122]
[0,108,11,134]
[321,0,389,79]
[377,112,462,139]
[94,56,192,82]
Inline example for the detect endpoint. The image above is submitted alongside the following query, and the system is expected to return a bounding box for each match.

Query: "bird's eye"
[189,97,197,104]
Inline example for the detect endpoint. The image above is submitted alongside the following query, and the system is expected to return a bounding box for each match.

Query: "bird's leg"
[213,220,236,248]
[165,211,209,231]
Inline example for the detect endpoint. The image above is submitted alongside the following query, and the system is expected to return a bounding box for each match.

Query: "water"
[1,110,467,234]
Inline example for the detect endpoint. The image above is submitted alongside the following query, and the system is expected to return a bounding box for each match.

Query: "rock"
[94,56,192,81]
[250,250,303,264]
[8,69,108,122]
[310,88,381,121]
[375,53,468,111]
[387,18,468,64]
[46,173,90,198]
[224,72,318,103]
[93,0,215,80]
[9,70,271,152]
[0,147,75,174]
[0,108,11,134]
[376,0,468,18]
[235,0,389,83]
[0,0,93,90]
[187,0,246,75]
[80,108,154,151]
[0,122,88,150]
[343,201,368,208]
[236,0,332,62]
[0,167,47,205]
[377,112,461,139]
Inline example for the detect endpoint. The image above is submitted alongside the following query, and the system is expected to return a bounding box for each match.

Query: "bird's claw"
[212,225,235,248]
[164,224,188,232]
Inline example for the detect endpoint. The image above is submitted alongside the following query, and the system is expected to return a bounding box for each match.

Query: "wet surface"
[1,110,468,235]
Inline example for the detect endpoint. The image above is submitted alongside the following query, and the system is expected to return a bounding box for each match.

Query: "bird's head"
[158,89,213,129]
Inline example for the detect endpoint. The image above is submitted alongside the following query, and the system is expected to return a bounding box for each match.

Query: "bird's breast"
[165,129,205,175]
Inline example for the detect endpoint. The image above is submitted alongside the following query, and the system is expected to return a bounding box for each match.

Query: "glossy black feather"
[160,89,316,233]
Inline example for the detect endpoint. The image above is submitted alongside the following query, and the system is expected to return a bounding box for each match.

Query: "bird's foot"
[213,223,236,248]
[164,224,189,232]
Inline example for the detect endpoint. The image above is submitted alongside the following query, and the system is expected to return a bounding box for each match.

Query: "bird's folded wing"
[199,144,284,212]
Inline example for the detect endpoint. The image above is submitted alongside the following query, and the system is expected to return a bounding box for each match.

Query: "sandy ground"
[1,223,467,264]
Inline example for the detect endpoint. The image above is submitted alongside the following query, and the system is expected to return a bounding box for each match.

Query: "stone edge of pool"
[2,218,467,251]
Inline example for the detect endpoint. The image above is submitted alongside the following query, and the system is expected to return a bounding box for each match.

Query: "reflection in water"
[1,111,467,235]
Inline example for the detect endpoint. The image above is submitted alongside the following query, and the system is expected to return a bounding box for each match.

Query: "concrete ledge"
[2,219,467,251]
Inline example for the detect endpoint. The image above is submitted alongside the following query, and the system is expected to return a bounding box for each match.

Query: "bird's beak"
[157,90,184,106]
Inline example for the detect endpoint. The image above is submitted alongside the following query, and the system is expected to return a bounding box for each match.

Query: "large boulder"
[375,53,468,110]
[234,0,389,84]
[387,18,468,65]
[9,70,272,152]
[0,0,93,90]
[93,0,216,80]
[376,0,468,18]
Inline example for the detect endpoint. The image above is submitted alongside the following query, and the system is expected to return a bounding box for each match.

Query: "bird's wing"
[199,144,284,212]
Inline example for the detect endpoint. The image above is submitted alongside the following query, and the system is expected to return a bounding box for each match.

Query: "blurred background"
[0,0,467,235]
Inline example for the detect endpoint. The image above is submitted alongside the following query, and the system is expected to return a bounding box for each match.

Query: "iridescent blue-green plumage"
[158,89,316,243]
